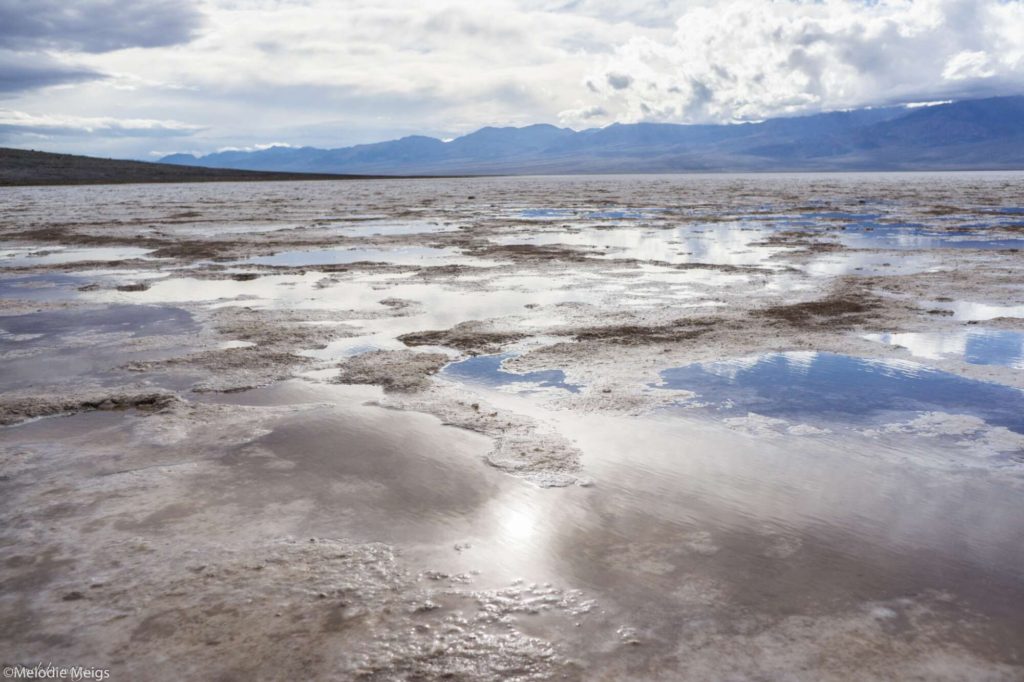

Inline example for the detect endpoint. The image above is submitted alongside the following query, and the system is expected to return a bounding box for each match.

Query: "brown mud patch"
[756,295,882,328]
[210,308,344,349]
[149,241,236,260]
[399,321,528,355]
[115,282,152,292]
[572,317,719,345]
[467,243,597,263]
[0,391,180,426]
[667,260,782,274]
[127,348,315,393]
[335,350,448,393]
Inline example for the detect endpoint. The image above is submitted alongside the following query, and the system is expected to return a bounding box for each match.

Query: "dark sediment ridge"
[0,147,384,186]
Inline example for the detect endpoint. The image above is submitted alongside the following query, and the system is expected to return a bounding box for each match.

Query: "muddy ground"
[1,174,1023,680]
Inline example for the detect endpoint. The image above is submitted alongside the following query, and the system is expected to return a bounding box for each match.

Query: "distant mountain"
[0,147,378,186]
[163,96,1024,175]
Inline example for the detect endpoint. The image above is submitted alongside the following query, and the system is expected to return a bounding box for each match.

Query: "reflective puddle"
[834,222,1024,250]
[201,381,1024,664]
[301,278,614,359]
[763,210,1024,250]
[243,246,488,267]
[324,219,460,236]
[800,250,941,276]
[0,245,156,266]
[517,207,666,221]
[165,222,306,235]
[517,208,578,220]
[653,351,1024,433]
[442,353,582,393]
[0,304,198,391]
[925,300,1024,321]
[864,329,1024,368]
[87,272,390,309]
[493,223,794,267]
[0,273,95,300]
[0,304,195,343]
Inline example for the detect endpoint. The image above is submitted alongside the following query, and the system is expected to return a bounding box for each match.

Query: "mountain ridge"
[0,147,386,186]
[161,96,1024,175]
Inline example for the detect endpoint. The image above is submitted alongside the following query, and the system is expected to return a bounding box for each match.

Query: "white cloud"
[570,0,1024,125]
[942,50,996,80]
[215,142,294,152]
[0,109,203,136]
[2,0,1023,158]
[45,0,661,154]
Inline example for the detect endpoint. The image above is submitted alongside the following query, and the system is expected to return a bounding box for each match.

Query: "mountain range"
[162,96,1024,175]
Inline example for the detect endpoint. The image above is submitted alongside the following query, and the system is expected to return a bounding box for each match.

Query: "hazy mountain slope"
[162,97,1024,174]
[747,97,1024,164]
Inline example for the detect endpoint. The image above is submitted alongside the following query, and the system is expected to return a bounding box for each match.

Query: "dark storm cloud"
[0,0,203,53]
[0,50,105,93]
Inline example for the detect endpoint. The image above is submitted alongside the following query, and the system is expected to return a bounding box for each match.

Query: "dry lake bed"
[1,173,1023,680]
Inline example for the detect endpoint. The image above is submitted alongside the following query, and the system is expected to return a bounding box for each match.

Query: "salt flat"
[1,173,1023,680]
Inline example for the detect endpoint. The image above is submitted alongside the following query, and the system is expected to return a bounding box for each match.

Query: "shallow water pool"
[864,329,1024,368]
[654,351,1024,432]
[443,353,581,393]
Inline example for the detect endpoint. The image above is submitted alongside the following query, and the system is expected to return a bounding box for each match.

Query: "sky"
[1,0,1023,159]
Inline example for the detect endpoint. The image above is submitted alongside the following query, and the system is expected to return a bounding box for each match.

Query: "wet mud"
[2,173,1024,679]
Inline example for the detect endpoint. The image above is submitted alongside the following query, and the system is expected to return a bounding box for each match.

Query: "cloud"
[557,103,609,127]
[520,0,708,29]
[54,0,639,151]
[0,1,677,155]
[579,0,1024,124]
[0,0,203,53]
[5,0,1024,159]
[215,142,294,152]
[606,73,633,90]
[0,109,203,137]
[0,0,202,96]
[942,50,996,81]
[0,50,105,93]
